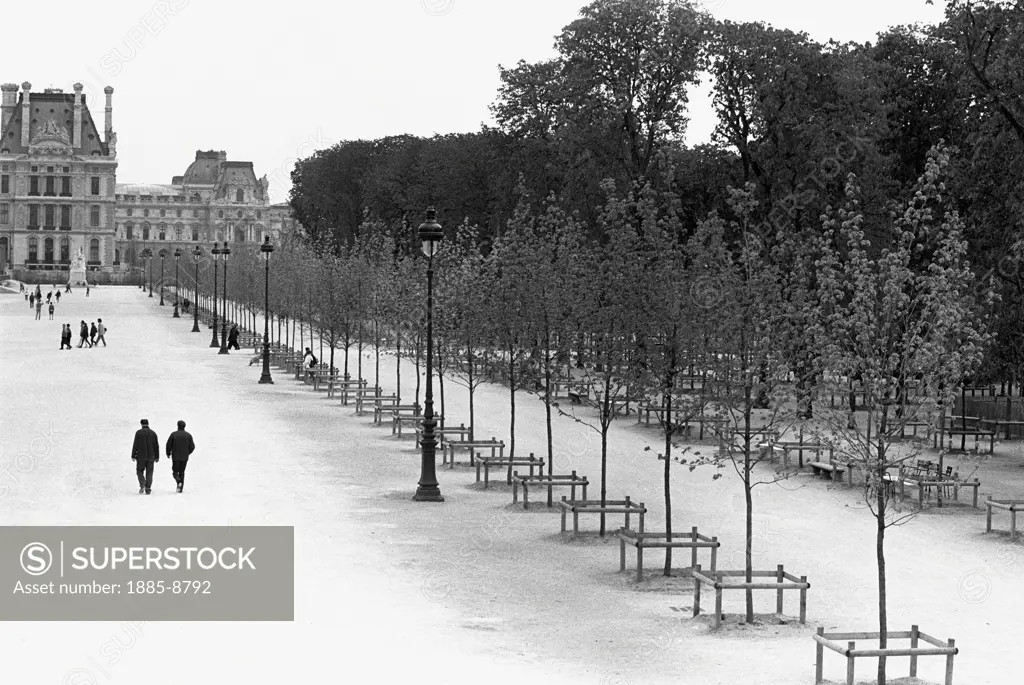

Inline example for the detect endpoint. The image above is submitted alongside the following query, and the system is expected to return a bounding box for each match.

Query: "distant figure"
[228,325,240,350]
[77,320,92,348]
[35,301,42,321]
[165,420,195,493]
[59,323,69,350]
[46,291,52,304]
[19,282,24,293]
[48,302,54,320]
[304,348,317,379]
[86,285,90,297]
[55,290,60,303]
[89,322,98,345]
[130,419,160,495]
[65,283,72,293]
[29,293,34,308]
[96,319,107,347]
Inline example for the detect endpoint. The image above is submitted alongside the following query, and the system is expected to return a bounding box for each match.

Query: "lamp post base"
[192,322,200,333]
[412,486,444,502]
[258,343,274,384]
[172,304,180,318]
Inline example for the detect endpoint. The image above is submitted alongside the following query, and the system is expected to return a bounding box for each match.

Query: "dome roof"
[181,152,223,185]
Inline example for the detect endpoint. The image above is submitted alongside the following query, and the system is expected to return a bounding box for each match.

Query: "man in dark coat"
[165,420,195,493]
[130,419,160,494]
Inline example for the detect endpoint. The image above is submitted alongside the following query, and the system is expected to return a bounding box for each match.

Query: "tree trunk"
[745,383,755,623]
[508,353,517,473]
[877,406,889,685]
[468,348,476,443]
[663,379,673,576]
[600,372,612,537]
[544,324,554,477]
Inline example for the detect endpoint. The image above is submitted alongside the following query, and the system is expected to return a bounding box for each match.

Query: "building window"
[218,210,224,218]
[0,203,7,225]
[90,205,100,227]
[44,237,54,263]
[142,223,150,240]
[175,223,183,241]
[176,209,182,217]
[236,189,244,202]
[160,209,166,217]
[191,225,199,241]
[114,248,120,265]
[28,204,39,228]
[91,177,100,195]
[126,223,134,240]
[45,176,55,196]
[256,211,261,219]
[28,237,37,262]
[192,209,199,218]
[159,223,166,240]
[29,176,39,196]
[60,205,71,229]
[44,205,55,228]
[90,238,99,263]
[127,208,133,217]
[1,175,8,193]
[61,176,71,196]
[237,210,243,218]
[143,209,149,217]
[60,237,70,263]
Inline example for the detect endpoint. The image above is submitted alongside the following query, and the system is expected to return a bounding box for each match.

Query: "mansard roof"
[0,91,109,156]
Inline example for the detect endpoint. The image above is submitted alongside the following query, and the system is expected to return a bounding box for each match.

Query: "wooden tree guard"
[985,496,1024,541]
[618,524,719,582]
[558,496,645,538]
[691,564,809,630]
[814,625,958,685]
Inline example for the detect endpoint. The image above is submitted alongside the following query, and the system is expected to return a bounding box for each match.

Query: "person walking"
[65,282,72,294]
[96,319,107,347]
[48,302,54,320]
[62,323,73,350]
[130,419,160,495]
[55,290,60,303]
[35,300,42,321]
[89,322,98,346]
[86,285,90,297]
[228,324,240,351]
[28,293,34,309]
[46,291,52,304]
[59,324,68,350]
[77,320,92,348]
[165,420,195,493]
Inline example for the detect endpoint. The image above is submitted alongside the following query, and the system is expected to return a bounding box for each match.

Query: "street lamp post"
[219,241,231,354]
[413,207,444,503]
[210,244,221,347]
[159,249,166,305]
[173,248,181,317]
[147,250,153,297]
[191,246,201,332]
[258,236,275,384]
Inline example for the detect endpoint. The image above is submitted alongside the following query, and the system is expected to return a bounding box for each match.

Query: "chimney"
[217,151,227,163]
[73,83,83,149]
[20,82,31,147]
[1,83,18,130]
[104,86,113,142]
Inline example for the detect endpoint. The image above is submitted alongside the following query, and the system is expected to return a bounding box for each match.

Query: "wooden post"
[776,564,784,614]
[710,538,718,574]
[846,642,856,685]
[986,495,993,533]
[692,564,701,617]
[624,495,632,530]
[714,580,723,630]
[799,576,807,623]
[636,539,644,582]
[691,526,698,570]
[815,627,825,684]
[560,496,567,533]
[909,624,919,677]
[619,535,626,573]
[1012,506,1018,541]
[944,638,956,685]
[512,471,519,505]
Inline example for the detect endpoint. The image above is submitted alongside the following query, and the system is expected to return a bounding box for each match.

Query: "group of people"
[23,282,90,321]
[130,419,196,494]
[61,320,106,349]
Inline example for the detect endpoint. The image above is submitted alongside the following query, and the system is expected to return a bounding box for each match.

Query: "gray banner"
[0,526,293,620]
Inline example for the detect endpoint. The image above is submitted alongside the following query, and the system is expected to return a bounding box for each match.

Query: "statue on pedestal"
[75,246,85,268]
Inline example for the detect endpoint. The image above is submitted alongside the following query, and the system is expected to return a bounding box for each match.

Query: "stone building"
[114,150,280,269]
[0,81,118,275]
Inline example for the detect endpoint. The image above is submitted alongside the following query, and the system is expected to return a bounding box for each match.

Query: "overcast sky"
[6,0,947,204]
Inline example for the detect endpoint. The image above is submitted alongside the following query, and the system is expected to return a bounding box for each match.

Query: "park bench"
[977,418,1024,441]
[933,427,996,453]
[618,525,719,582]
[417,423,472,449]
[548,379,595,406]
[393,413,439,438]
[807,456,850,485]
[558,495,645,539]
[512,470,588,509]
[326,377,366,400]
[442,437,504,468]
[475,453,544,488]
[378,402,419,426]
[345,386,384,409]
[899,466,982,509]
[984,496,1024,541]
[355,394,399,416]
[312,370,346,392]
[896,421,933,440]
